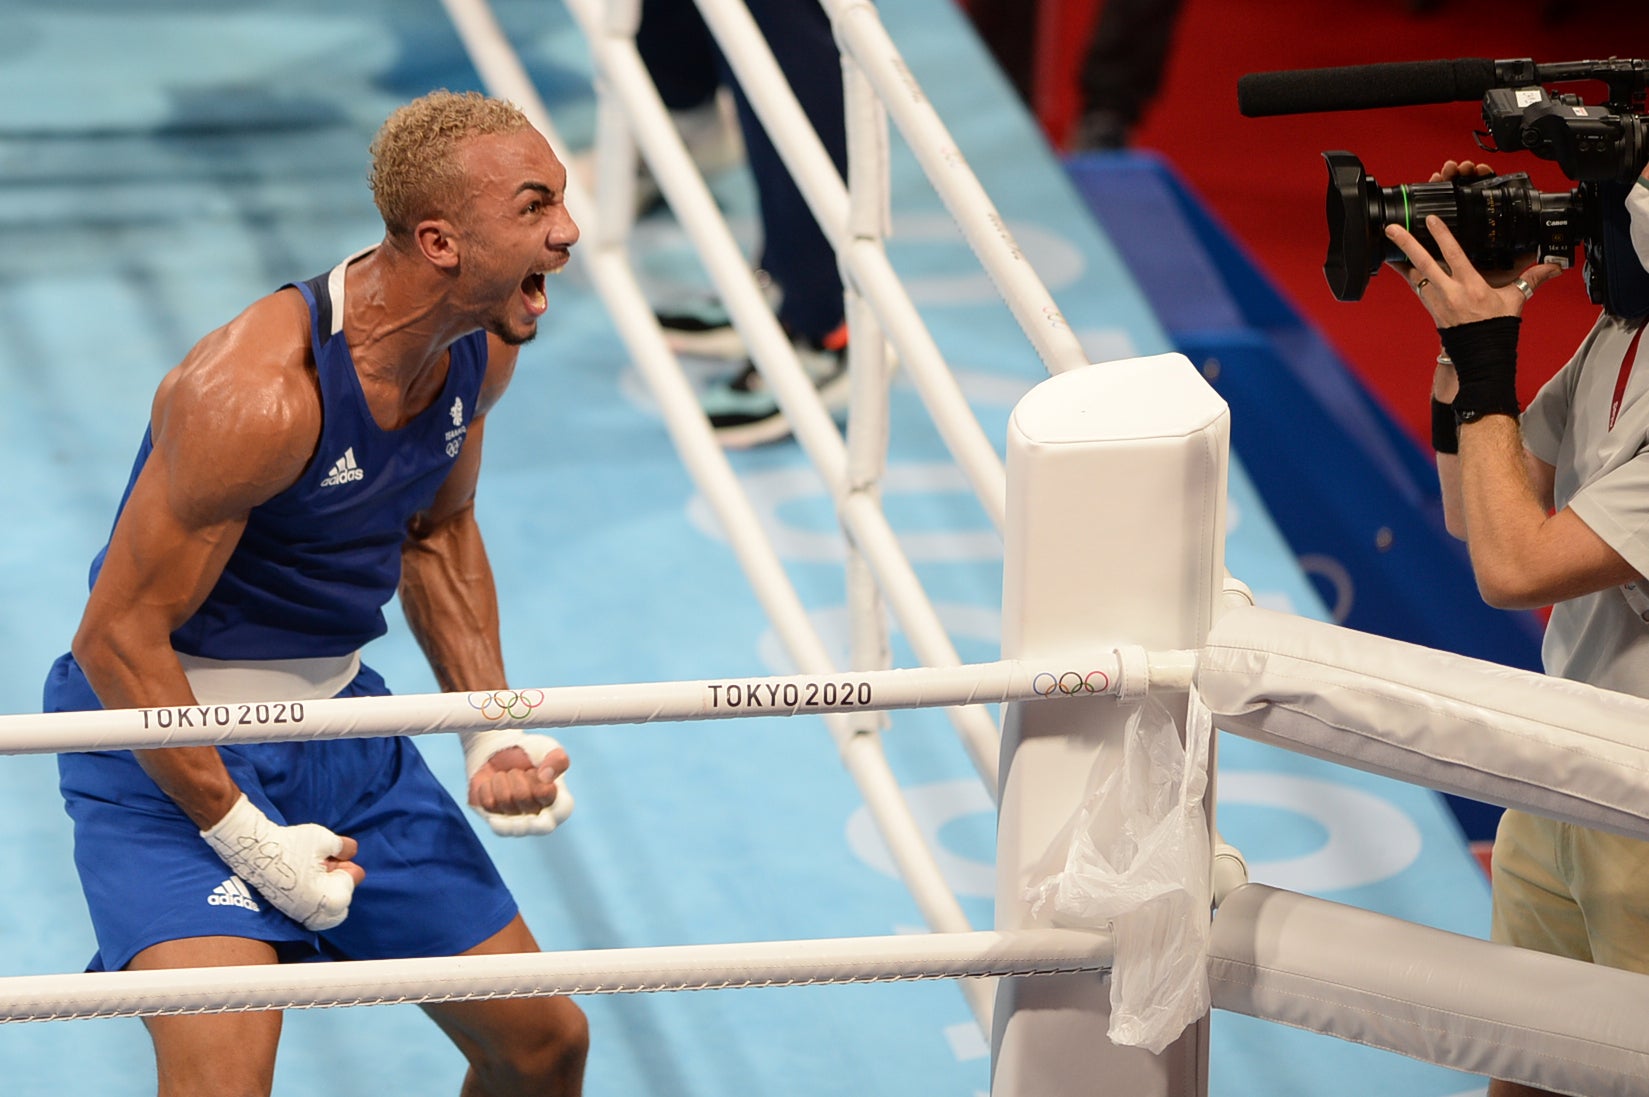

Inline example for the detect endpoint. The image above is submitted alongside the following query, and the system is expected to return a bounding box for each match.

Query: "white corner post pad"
[1210,884,1649,1095]
[460,728,576,837]
[199,794,356,932]
[1196,603,1649,840]
[995,355,1229,1097]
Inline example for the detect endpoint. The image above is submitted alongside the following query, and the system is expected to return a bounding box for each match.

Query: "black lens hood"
[1323,151,1375,301]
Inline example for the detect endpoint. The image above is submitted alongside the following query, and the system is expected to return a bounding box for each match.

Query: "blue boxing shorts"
[45,653,519,973]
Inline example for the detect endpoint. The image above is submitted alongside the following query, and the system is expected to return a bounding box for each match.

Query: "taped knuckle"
[308,873,357,931]
[515,809,559,836]
[518,734,565,767]
[484,809,532,837]
[481,799,565,837]
[471,772,573,837]
[293,822,343,860]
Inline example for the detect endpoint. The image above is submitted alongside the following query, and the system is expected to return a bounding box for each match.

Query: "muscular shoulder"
[150,287,322,515]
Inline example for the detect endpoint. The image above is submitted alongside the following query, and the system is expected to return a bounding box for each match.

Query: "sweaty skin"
[71,127,579,846]
[61,100,592,1097]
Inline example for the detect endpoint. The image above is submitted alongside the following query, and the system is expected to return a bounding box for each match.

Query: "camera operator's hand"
[1389,215,1563,427]
[1384,160,1539,292]
[1432,158,1492,184]
[1440,160,1551,291]
[1386,215,1561,328]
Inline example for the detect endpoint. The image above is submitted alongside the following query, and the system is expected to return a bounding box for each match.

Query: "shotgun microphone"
[1237,58,1501,117]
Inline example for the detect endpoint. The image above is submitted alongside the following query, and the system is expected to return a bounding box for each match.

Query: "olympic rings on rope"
[466,689,547,721]
[1030,670,1111,697]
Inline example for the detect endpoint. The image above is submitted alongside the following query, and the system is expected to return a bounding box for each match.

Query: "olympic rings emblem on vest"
[467,689,546,721]
[1031,670,1111,697]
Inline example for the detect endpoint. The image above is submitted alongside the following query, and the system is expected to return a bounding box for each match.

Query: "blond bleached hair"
[368,89,532,237]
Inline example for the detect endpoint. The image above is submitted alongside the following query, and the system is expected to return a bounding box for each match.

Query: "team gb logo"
[445,397,468,458]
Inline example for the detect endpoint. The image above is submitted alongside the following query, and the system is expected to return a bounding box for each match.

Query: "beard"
[493,324,538,347]
[486,307,540,347]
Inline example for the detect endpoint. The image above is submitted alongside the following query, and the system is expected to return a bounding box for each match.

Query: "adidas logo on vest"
[320,446,364,487]
[207,876,261,912]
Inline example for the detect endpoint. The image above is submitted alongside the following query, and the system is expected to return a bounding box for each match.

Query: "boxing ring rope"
[0,929,1112,1024]
[0,649,1195,754]
[817,0,1091,380]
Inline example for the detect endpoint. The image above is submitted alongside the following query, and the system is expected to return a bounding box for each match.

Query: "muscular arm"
[71,293,319,828]
[398,339,570,825]
[399,336,519,691]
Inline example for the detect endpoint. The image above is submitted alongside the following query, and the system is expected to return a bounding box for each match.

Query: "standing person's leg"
[129,937,284,1097]
[694,0,852,446]
[734,0,847,345]
[422,915,590,1096]
[637,0,722,112]
[317,727,588,1094]
[1071,0,1186,150]
[623,0,747,213]
[55,724,325,1097]
[1481,810,1591,1097]
[128,917,588,1097]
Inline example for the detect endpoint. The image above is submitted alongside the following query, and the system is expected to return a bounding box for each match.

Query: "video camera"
[1237,57,1649,312]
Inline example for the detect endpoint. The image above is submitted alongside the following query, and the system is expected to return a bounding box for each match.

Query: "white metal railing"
[438,0,1097,1032]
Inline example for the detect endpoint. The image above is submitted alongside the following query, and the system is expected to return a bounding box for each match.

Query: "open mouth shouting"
[521,271,548,317]
[519,251,570,318]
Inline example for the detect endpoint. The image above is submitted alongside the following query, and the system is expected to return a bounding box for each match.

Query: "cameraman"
[1387,160,1649,1097]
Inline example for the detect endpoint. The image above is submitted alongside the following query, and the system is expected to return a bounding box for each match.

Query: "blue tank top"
[85,254,489,660]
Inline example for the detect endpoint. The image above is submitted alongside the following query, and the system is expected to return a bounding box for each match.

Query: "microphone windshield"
[1238,58,1499,117]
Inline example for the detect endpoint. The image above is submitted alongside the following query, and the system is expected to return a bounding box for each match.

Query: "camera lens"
[1323,151,1580,301]
[1324,152,1457,300]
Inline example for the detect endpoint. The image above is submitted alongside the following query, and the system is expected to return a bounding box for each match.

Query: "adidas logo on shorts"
[207,876,261,912]
[319,446,364,487]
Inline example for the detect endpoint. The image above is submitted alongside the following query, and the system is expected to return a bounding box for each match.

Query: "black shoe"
[700,324,850,448]
[656,273,776,359]
[656,305,747,359]
[1068,110,1132,152]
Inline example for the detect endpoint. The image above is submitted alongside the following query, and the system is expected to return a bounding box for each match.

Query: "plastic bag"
[1023,691,1213,1054]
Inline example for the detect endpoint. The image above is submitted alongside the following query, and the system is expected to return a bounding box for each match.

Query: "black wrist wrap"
[1439,317,1521,424]
[1430,398,1459,454]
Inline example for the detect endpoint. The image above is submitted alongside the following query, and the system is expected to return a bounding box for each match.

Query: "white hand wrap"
[200,794,356,931]
[461,728,575,837]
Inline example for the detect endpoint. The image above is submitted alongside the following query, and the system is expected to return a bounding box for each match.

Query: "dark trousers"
[1077,0,1185,125]
[637,0,849,342]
